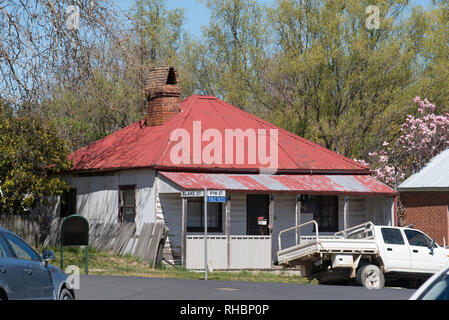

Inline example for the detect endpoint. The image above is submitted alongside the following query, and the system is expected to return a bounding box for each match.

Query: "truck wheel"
[356,264,385,289]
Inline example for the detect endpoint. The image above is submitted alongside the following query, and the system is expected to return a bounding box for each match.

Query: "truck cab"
[376,226,449,275]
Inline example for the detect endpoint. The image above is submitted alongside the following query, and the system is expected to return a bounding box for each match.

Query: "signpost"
[203,188,208,280]
[181,189,227,280]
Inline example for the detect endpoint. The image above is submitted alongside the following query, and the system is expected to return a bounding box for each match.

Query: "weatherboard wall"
[63,169,157,233]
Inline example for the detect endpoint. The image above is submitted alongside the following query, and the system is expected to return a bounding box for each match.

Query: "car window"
[381,228,404,245]
[404,229,432,247]
[419,271,449,300]
[0,235,10,257]
[2,232,41,261]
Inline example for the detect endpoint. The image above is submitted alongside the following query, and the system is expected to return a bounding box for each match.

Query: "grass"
[37,246,317,285]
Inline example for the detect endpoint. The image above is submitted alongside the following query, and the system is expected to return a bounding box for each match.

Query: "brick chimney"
[144,66,182,126]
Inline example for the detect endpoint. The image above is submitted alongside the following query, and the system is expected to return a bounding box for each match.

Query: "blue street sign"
[206,196,227,202]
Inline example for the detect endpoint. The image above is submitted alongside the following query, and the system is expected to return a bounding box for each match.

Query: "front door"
[247,194,270,235]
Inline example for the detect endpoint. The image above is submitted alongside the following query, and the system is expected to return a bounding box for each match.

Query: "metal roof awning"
[159,172,397,196]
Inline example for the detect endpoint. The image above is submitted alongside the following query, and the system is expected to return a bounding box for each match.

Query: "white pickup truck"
[277,221,449,289]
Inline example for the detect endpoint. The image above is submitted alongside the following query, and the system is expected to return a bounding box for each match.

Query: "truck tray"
[277,221,378,266]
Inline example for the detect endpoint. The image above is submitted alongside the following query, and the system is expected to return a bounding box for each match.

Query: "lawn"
[38,246,317,285]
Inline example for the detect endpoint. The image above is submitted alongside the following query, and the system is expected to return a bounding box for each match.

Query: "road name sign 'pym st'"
[206,190,226,203]
[169,121,279,174]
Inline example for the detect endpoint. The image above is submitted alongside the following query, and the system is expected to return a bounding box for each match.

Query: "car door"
[404,229,446,273]
[2,232,54,299]
[379,227,411,271]
[0,232,27,300]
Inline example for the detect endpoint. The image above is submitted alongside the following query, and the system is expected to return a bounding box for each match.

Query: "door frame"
[246,194,270,236]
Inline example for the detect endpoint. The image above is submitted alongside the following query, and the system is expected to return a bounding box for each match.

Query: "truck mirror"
[428,239,435,255]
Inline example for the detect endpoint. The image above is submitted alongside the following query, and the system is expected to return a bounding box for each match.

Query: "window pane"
[187,200,222,231]
[119,186,136,223]
[0,236,9,257]
[405,230,431,247]
[123,208,135,223]
[3,233,40,261]
[207,203,220,228]
[187,201,202,228]
[121,189,135,206]
[381,228,405,245]
[311,196,338,231]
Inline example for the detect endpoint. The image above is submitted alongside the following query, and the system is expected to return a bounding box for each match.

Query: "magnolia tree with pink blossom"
[357,97,449,188]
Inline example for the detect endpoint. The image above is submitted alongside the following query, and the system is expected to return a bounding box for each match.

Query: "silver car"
[409,266,449,300]
[0,226,75,300]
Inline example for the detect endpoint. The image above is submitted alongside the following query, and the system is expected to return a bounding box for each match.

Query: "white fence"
[186,235,271,270]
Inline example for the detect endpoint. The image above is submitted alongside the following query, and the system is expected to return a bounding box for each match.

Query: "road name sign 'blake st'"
[181,190,205,197]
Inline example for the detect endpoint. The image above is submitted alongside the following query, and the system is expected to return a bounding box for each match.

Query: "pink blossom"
[362,97,449,187]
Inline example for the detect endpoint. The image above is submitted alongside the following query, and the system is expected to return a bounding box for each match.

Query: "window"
[302,195,338,232]
[60,188,77,217]
[417,271,449,300]
[2,232,41,261]
[119,185,136,223]
[405,230,433,247]
[0,235,10,257]
[381,228,405,245]
[187,199,222,232]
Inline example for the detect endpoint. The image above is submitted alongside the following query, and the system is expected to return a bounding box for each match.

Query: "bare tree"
[0,0,123,110]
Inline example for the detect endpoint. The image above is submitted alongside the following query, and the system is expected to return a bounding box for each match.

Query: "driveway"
[75,275,415,300]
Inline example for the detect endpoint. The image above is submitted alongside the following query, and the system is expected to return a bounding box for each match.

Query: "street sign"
[207,196,227,202]
[181,190,204,197]
[206,190,226,197]
[206,190,226,202]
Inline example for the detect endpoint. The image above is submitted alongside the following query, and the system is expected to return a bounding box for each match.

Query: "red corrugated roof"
[159,172,397,195]
[69,95,370,173]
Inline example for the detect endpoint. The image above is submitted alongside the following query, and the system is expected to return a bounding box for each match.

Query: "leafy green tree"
[181,0,270,112]
[0,100,72,215]
[411,2,449,112]
[134,0,187,64]
[262,0,415,158]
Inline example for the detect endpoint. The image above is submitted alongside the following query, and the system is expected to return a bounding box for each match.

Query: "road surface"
[75,275,415,300]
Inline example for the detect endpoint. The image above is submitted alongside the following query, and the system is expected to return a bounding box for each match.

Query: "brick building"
[398,149,449,246]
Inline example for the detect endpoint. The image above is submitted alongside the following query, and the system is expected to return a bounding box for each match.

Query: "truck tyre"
[356,264,385,289]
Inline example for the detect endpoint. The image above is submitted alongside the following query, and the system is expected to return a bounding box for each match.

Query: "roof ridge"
[212,97,369,171]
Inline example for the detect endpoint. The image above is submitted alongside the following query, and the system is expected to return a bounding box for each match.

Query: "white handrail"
[334,221,375,239]
[278,220,319,251]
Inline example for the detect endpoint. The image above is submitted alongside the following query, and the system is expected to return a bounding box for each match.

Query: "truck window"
[404,230,432,247]
[381,228,405,245]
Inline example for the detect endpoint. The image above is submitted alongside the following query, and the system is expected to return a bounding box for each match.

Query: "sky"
[111,0,435,37]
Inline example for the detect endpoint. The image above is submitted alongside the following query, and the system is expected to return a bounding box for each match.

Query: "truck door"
[379,227,411,271]
[404,229,446,273]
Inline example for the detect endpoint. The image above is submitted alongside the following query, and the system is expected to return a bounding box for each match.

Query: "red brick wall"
[400,191,449,246]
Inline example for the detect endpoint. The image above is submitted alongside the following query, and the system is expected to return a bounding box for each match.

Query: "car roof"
[0,226,16,235]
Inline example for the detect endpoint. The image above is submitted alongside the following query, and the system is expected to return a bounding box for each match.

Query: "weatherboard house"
[60,66,397,269]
